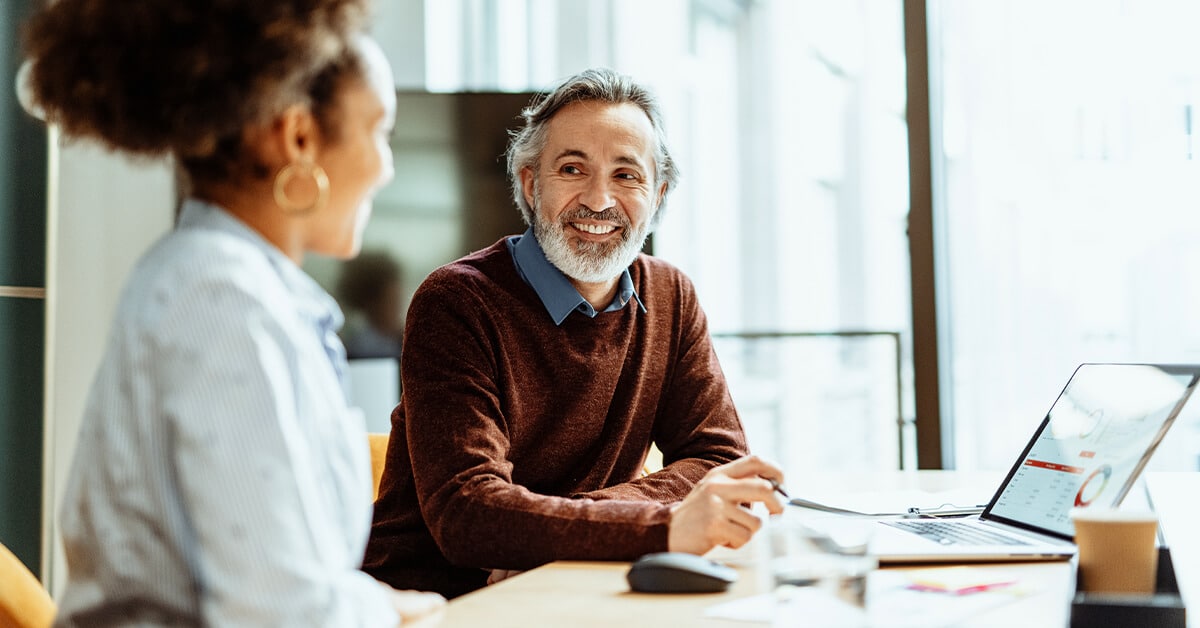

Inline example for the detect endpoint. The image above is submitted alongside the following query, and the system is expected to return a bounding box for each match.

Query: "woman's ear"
[276,104,321,164]
[248,104,321,170]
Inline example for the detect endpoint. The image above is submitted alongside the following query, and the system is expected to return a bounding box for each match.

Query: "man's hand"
[382,585,446,628]
[487,569,524,585]
[667,455,786,555]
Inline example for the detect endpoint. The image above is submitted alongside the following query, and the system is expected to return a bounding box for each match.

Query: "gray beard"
[532,204,650,284]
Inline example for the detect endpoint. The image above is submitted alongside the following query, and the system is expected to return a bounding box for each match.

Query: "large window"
[932,0,1200,471]
[414,0,913,474]
[392,0,1200,475]
[720,2,911,474]
[316,0,913,473]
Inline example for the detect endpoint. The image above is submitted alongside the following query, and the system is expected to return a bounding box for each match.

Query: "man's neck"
[571,276,620,310]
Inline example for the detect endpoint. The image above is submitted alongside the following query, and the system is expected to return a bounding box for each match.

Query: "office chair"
[0,541,54,628]
[367,432,389,500]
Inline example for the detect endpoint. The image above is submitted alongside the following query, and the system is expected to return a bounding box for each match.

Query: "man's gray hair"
[505,67,679,227]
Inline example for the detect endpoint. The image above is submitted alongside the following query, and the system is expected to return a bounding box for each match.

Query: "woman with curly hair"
[21,1,444,625]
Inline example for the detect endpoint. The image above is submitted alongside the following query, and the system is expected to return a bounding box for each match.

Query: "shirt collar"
[177,197,344,331]
[506,227,646,326]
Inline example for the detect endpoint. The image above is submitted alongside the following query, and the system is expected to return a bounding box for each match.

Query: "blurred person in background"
[338,250,405,360]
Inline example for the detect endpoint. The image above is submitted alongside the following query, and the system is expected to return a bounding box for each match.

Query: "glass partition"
[712,331,911,474]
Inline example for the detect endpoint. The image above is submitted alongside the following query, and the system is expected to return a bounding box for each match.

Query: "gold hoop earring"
[273,161,330,215]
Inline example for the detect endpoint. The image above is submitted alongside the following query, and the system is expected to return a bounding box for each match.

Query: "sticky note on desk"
[906,567,1018,595]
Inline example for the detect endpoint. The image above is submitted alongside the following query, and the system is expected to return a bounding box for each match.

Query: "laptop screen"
[985,364,1199,538]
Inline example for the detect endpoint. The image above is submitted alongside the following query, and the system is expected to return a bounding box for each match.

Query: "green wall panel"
[0,1,47,289]
[0,297,43,576]
[1,0,46,578]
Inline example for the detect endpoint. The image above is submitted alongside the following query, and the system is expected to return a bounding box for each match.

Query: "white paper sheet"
[704,570,1030,627]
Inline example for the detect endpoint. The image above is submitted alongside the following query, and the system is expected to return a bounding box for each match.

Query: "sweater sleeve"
[400,274,673,571]
[572,271,748,503]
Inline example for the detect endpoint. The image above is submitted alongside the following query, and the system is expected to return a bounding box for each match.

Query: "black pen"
[767,477,790,499]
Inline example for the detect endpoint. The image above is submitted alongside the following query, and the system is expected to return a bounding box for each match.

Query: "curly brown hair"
[22,0,372,186]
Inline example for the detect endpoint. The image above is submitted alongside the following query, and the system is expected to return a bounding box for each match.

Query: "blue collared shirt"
[54,198,396,627]
[506,227,647,325]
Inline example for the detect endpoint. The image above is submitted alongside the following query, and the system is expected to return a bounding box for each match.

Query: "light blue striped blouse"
[54,198,397,627]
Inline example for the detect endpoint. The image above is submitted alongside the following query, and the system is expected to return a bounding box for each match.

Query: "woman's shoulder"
[117,227,288,333]
[150,226,278,286]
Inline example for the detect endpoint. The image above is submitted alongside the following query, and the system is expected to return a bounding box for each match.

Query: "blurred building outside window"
[931,0,1200,473]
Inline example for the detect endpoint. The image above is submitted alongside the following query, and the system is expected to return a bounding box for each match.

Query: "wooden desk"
[440,559,1072,627]
[439,472,1076,627]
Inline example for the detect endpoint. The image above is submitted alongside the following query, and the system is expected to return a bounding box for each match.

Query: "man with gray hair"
[364,68,784,599]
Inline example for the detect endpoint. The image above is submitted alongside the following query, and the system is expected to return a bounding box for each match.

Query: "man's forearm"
[569,456,723,502]
[425,486,673,569]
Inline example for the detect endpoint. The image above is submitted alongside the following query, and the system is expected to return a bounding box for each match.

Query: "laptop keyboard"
[885,520,1034,546]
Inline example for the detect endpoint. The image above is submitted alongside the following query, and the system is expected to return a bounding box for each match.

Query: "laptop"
[869,363,1200,563]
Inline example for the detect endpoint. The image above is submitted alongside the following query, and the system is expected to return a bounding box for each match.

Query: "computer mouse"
[626,552,739,593]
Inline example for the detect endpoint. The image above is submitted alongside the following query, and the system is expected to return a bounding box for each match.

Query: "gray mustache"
[561,207,629,226]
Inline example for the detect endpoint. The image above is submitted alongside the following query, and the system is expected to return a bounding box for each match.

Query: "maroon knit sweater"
[362,238,747,599]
